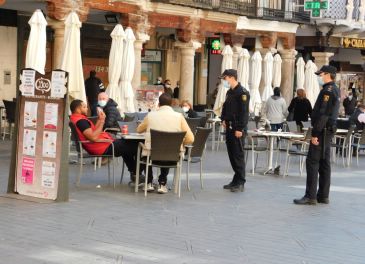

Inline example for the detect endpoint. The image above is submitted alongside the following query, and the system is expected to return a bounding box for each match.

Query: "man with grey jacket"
[264,87,288,131]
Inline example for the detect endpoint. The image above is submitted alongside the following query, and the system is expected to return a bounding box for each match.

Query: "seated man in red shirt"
[70,99,138,180]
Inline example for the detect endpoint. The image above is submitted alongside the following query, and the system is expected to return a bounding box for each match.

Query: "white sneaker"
[157,184,168,194]
[143,183,154,192]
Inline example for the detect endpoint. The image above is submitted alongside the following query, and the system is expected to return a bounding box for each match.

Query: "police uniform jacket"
[221,83,250,131]
[311,81,340,137]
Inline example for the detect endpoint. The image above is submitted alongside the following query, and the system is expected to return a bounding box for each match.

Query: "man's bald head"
[98,92,109,101]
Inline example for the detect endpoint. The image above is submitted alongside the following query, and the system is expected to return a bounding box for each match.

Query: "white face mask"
[182,106,189,113]
[98,100,107,108]
[157,80,161,84]
[223,80,230,88]
[348,95,353,100]
[317,76,324,86]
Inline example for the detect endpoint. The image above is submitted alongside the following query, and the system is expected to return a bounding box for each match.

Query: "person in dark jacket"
[288,88,312,131]
[181,100,198,118]
[97,92,122,130]
[173,81,180,99]
[349,104,365,131]
[343,92,357,116]
[85,70,105,116]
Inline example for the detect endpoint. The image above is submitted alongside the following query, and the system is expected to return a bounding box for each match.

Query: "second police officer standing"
[294,65,340,205]
[220,69,250,192]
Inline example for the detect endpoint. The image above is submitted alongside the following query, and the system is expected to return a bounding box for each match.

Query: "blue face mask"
[317,76,324,86]
[223,80,230,88]
[98,100,107,108]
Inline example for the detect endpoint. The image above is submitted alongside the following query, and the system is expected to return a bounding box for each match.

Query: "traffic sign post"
[304,0,329,18]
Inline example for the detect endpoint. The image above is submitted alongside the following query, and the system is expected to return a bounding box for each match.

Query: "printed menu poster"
[51,71,66,98]
[21,157,35,184]
[24,101,38,128]
[41,161,56,188]
[42,131,57,158]
[44,103,58,130]
[23,129,37,156]
[21,70,36,96]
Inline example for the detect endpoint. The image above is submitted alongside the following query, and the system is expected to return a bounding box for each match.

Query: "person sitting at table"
[343,92,357,116]
[136,93,194,194]
[351,104,365,130]
[264,87,288,131]
[97,92,122,131]
[171,98,185,115]
[70,99,138,179]
[181,100,198,118]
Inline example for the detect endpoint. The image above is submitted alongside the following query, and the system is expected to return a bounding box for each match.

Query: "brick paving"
[1,138,365,264]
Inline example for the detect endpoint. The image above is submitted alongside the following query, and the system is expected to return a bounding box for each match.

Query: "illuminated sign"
[210,39,221,55]
[304,0,329,18]
[341,37,365,49]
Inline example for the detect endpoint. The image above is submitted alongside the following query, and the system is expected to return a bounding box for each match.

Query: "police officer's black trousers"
[226,130,246,185]
[305,132,334,199]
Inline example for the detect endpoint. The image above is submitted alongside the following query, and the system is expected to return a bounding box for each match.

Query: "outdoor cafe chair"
[331,127,354,167]
[351,129,365,166]
[283,127,312,177]
[137,112,148,121]
[184,127,211,190]
[135,129,186,197]
[123,112,138,122]
[2,100,16,140]
[69,122,116,188]
[186,117,203,134]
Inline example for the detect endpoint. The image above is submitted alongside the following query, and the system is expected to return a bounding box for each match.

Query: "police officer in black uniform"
[294,65,340,205]
[220,69,250,192]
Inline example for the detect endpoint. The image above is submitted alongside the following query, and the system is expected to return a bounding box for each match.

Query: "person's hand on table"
[311,137,319,145]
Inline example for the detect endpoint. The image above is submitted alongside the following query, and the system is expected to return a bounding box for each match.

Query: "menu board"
[15,69,68,200]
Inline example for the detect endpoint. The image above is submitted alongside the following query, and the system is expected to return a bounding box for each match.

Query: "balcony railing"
[150,0,311,24]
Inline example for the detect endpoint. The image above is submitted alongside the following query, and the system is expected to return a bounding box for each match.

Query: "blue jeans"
[270,123,283,131]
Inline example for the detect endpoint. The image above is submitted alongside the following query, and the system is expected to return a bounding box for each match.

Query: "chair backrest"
[69,122,82,153]
[150,129,186,162]
[247,121,257,130]
[117,121,138,133]
[302,121,311,128]
[186,117,202,133]
[304,127,312,141]
[3,100,16,123]
[137,112,148,121]
[199,116,208,127]
[359,129,365,145]
[283,121,298,132]
[345,127,355,142]
[124,112,138,122]
[191,127,211,158]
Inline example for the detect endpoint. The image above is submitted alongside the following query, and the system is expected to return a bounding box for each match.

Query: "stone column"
[312,52,334,70]
[232,45,243,70]
[279,49,297,105]
[175,41,201,103]
[132,33,150,91]
[48,18,65,70]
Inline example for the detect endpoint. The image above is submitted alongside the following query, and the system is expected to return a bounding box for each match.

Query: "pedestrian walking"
[294,65,340,205]
[288,88,312,131]
[220,69,250,192]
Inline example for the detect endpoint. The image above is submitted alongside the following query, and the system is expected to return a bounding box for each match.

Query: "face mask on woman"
[182,106,189,113]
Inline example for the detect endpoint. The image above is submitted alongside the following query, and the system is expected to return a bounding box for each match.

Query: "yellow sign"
[341,37,365,49]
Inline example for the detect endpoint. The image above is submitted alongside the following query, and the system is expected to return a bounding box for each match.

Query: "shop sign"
[341,37,365,49]
[142,50,162,62]
[210,39,221,55]
[304,0,329,18]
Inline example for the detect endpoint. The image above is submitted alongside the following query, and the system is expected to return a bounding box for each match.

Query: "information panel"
[14,69,68,200]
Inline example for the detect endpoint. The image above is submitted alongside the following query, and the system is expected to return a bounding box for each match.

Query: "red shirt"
[70,114,113,155]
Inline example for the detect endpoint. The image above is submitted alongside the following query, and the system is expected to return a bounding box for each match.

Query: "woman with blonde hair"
[288,88,312,131]
[181,100,198,118]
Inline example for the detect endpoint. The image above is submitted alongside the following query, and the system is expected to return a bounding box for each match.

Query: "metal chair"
[184,128,211,190]
[123,112,138,122]
[186,117,203,134]
[137,112,148,121]
[69,122,116,188]
[2,100,16,140]
[283,127,312,177]
[351,129,365,166]
[135,129,186,197]
[246,134,268,175]
[331,127,354,167]
[283,121,299,133]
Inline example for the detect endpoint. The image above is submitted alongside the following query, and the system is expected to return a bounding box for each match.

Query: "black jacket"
[186,109,198,118]
[349,108,364,131]
[102,99,122,130]
[343,97,357,116]
[288,97,312,122]
[221,83,250,131]
[85,77,104,103]
[311,81,340,137]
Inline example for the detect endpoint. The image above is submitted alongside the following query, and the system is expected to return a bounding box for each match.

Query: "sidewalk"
[1,139,365,264]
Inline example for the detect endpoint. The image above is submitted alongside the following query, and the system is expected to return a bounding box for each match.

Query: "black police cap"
[315,65,337,75]
[219,69,237,79]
